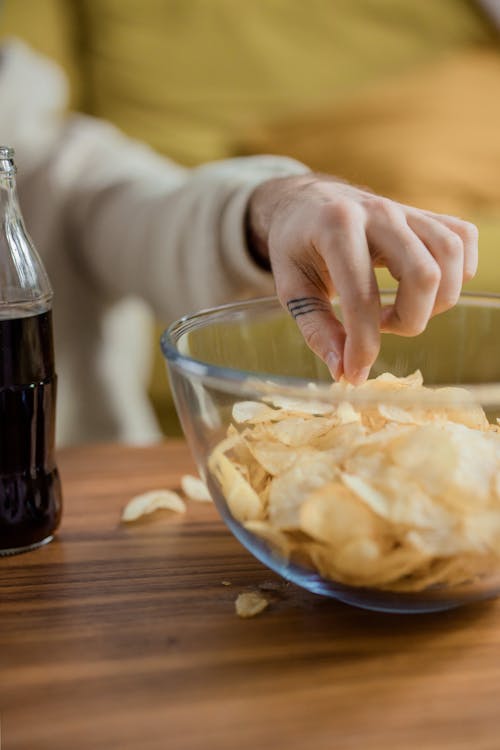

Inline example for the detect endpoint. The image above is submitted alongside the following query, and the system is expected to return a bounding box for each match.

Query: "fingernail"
[351,366,371,385]
[326,351,341,380]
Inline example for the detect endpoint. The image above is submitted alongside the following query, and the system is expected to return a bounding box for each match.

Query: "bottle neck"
[0,165,53,314]
[0,172,19,218]
[0,148,18,204]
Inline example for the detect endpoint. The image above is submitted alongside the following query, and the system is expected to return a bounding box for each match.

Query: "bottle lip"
[0,146,15,158]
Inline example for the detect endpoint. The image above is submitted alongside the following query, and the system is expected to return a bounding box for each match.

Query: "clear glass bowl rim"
[161,292,500,408]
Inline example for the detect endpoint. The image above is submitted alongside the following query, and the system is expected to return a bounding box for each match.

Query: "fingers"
[274,201,381,384]
[422,211,479,281]
[266,179,477,387]
[405,213,463,315]
[366,202,441,336]
[370,204,474,332]
[317,203,381,382]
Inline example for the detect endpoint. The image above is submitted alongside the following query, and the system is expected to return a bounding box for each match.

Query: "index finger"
[317,203,381,383]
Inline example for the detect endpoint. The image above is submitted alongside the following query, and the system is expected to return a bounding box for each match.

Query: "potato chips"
[208,371,500,592]
[122,473,212,523]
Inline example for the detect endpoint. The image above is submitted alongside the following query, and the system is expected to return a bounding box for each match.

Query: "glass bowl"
[161,293,500,613]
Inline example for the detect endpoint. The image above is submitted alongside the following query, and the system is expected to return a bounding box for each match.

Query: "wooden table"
[1,442,500,750]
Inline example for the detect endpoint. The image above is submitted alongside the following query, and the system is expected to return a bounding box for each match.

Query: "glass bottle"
[0,146,62,555]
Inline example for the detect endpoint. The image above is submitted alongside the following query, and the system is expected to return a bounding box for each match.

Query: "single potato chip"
[309,421,366,453]
[265,416,336,448]
[336,401,362,425]
[235,591,269,618]
[232,401,282,424]
[208,449,264,522]
[377,403,424,425]
[332,541,429,587]
[299,482,384,548]
[247,439,304,476]
[181,474,212,502]
[265,394,335,416]
[268,453,339,529]
[121,489,186,522]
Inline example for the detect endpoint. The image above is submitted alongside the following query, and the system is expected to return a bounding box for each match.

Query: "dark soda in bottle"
[0,147,62,554]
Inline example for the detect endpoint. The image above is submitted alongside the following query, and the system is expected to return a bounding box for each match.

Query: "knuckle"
[319,200,362,230]
[356,288,378,309]
[343,291,378,320]
[342,288,380,331]
[388,307,427,336]
[435,233,463,260]
[344,291,376,313]
[409,321,427,336]
[412,260,441,290]
[366,196,400,221]
[399,318,427,337]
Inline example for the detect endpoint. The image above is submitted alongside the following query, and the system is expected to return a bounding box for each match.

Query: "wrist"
[244,195,272,271]
[245,174,313,272]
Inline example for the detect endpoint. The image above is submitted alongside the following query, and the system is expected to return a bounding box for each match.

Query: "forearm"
[55,117,309,320]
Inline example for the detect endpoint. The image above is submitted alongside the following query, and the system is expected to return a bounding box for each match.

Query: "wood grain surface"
[1,442,500,750]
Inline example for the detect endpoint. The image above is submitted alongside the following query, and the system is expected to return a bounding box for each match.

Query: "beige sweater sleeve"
[1,39,310,444]
[1,40,309,322]
[47,115,309,322]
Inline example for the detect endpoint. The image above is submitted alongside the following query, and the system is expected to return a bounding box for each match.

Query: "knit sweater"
[0,40,308,445]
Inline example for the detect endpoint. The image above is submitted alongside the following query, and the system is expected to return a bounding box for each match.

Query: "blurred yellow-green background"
[2,0,499,434]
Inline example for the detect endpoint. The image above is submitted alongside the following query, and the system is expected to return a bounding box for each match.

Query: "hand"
[247,174,478,384]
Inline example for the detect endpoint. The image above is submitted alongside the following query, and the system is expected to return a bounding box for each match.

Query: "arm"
[20,112,477,387]
[47,115,309,320]
[1,40,482,386]
[47,118,478,384]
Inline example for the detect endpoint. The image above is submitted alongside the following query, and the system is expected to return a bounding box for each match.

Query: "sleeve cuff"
[219,156,310,296]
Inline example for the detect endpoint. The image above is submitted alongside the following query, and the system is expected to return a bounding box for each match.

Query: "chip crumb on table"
[235,591,269,618]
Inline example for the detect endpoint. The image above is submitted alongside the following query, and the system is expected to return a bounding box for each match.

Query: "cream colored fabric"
[0,40,308,445]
